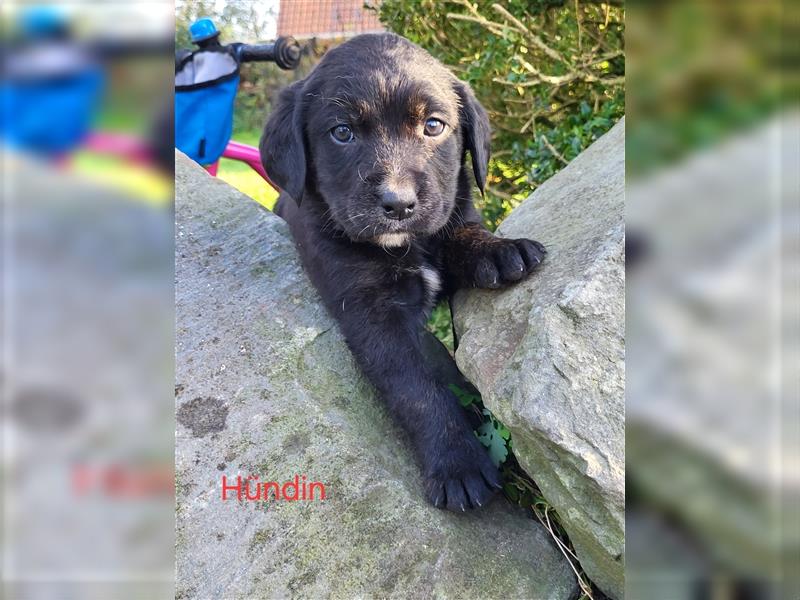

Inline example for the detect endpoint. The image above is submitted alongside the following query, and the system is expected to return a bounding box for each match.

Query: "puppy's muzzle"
[379,186,416,221]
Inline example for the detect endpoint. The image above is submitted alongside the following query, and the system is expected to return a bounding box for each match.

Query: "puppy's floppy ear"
[260,79,307,205]
[455,81,491,195]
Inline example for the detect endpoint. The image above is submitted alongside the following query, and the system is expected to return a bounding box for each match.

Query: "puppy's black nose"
[380,190,416,220]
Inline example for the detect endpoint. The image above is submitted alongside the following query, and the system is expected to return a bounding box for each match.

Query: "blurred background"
[626,2,798,599]
[2,0,798,599]
[1,2,174,599]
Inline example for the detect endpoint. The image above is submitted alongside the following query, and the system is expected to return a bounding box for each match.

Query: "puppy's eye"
[424,118,445,137]
[330,124,354,144]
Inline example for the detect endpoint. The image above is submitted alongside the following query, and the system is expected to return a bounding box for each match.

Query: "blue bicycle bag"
[1,45,104,156]
[175,47,240,164]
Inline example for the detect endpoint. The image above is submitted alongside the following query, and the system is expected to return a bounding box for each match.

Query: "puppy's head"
[261,33,490,247]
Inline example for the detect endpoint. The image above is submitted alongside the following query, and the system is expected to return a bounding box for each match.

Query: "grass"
[72,151,172,205]
[66,107,171,204]
[216,157,280,210]
[217,129,280,210]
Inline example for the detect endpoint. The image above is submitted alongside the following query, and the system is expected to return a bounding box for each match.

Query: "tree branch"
[540,135,569,165]
[491,3,567,64]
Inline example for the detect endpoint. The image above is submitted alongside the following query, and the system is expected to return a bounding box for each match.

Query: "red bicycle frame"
[207,140,279,192]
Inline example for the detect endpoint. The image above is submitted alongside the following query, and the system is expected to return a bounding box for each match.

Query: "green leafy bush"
[426,302,455,352]
[626,2,785,178]
[369,0,624,229]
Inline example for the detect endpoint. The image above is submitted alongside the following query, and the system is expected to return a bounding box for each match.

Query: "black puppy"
[261,33,545,511]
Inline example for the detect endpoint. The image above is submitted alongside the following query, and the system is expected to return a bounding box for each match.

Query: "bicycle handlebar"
[234,36,301,70]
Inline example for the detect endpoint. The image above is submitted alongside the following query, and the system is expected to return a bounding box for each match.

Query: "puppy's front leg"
[333,292,502,511]
[444,221,546,290]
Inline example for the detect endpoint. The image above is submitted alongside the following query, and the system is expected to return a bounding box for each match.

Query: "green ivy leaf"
[476,420,509,467]
[448,383,481,407]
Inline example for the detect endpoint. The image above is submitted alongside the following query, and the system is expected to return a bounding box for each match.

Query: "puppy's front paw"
[471,238,546,289]
[423,432,502,512]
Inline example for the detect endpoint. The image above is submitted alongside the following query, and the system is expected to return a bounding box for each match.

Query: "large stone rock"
[174,152,577,599]
[452,119,625,598]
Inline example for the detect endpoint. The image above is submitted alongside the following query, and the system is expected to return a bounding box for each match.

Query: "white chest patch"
[373,233,410,248]
[419,266,442,305]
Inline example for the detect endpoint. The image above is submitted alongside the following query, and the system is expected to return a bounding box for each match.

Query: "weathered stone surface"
[453,119,625,598]
[175,152,577,599]
[626,114,800,584]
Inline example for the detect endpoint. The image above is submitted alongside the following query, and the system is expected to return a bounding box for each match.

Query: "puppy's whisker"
[356,223,373,238]
[348,212,368,224]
